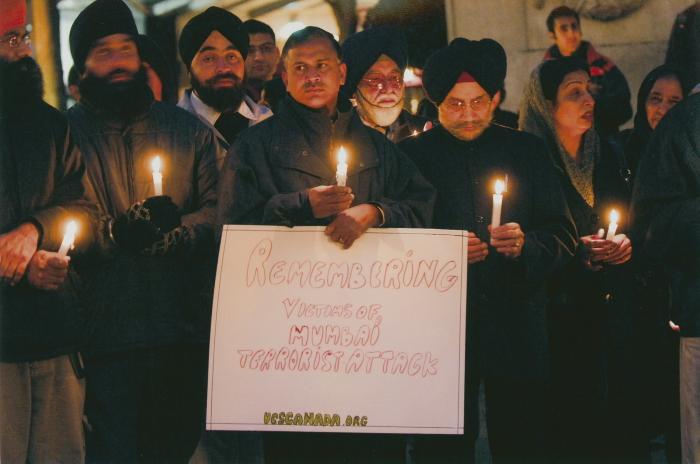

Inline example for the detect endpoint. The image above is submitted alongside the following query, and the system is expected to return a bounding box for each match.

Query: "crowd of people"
[1,0,699,463]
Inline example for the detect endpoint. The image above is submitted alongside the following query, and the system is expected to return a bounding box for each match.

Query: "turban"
[423,37,507,104]
[0,0,26,36]
[340,26,407,96]
[69,0,138,74]
[179,7,249,70]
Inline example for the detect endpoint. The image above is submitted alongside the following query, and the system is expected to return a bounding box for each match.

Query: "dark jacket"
[631,93,700,337]
[385,109,429,144]
[400,124,577,381]
[218,96,435,228]
[545,41,632,136]
[0,102,95,362]
[546,135,633,337]
[67,100,219,355]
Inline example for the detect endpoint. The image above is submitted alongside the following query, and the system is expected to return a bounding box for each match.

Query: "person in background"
[67,0,218,461]
[631,92,700,464]
[341,26,429,143]
[178,7,271,170]
[138,34,176,104]
[543,5,632,136]
[520,57,645,462]
[400,38,576,464]
[243,18,280,104]
[0,0,95,461]
[622,64,689,464]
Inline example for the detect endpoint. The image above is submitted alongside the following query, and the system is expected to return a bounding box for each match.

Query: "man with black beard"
[341,26,429,143]
[66,0,219,461]
[0,0,95,461]
[178,7,271,170]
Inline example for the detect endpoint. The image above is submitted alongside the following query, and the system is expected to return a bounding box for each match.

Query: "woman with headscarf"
[519,57,646,463]
[623,65,687,179]
[622,65,688,463]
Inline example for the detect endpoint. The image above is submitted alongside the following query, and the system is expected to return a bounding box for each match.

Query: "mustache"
[206,73,242,85]
[303,82,324,90]
[106,68,136,80]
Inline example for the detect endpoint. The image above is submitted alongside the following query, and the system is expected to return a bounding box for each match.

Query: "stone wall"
[445,0,696,119]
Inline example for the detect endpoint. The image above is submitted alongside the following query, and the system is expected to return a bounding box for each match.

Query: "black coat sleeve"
[519,138,578,284]
[370,138,436,228]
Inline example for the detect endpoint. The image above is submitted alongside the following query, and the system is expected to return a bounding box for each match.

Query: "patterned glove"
[141,226,189,256]
[111,202,160,252]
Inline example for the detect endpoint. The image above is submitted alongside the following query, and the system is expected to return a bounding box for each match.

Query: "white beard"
[355,90,404,128]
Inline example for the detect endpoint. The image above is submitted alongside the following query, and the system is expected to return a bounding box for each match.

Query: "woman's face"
[646,76,683,130]
[553,70,595,138]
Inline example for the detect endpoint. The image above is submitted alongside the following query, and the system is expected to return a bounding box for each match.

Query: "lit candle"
[606,209,619,241]
[491,179,505,228]
[152,156,163,196]
[58,220,78,257]
[336,146,348,187]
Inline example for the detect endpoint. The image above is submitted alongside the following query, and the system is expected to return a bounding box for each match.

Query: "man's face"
[355,54,404,127]
[189,30,245,112]
[0,25,31,63]
[282,37,346,113]
[190,30,245,90]
[83,33,140,81]
[245,32,279,82]
[438,81,499,141]
[550,16,582,56]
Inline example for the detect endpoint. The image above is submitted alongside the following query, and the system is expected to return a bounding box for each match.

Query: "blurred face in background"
[645,75,683,130]
[355,54,404,127]
[551,16,582,56]
[246,32,279,82]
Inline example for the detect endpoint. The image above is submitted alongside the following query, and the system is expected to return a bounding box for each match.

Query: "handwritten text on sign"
[207,226,468,434]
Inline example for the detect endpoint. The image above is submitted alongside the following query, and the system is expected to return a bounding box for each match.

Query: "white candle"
[336,146,348,187]
[606,209,619,241]
[58,220,78,257]
[491,179,505,228]
[152,156,163,196]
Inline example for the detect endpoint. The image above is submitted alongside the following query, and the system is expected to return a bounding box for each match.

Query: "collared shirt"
[178,90,272,170]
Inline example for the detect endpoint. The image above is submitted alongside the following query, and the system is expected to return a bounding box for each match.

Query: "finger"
[325,222,337,236]
[47,256,70,269]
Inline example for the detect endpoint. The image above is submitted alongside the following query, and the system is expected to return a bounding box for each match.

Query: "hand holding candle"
[152,156,163,196]
[58,220,78,257]
[491,179,505,228]
[336,146,348,187]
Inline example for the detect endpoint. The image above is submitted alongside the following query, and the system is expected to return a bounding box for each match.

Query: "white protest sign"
[207,225,468,434]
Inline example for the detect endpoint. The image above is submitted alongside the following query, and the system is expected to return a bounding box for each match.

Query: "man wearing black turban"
[67,0,219,461]
[400,37,576,463]
[178,7,271,170]
[341,26,428,143]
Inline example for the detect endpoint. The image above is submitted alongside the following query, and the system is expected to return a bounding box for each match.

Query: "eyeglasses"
[0,29,31,49]
[442,95,491,113]
[361,75,403,90]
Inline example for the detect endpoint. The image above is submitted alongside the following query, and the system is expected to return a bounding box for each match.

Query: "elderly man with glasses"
[399,38,576,464]
[341,26,429,143]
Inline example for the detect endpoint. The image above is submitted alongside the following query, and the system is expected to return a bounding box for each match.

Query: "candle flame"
[495,179,505,195]
[337,146,347,164]
[151,156,162,174]
[65,220,78,237]
[609,209,619,223]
